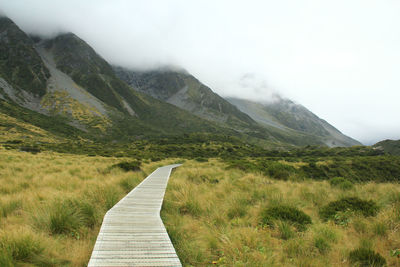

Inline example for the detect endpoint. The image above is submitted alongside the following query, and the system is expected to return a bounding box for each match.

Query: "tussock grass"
[2,144,399,266]
[161,159,400,266]
[0,147,176,266]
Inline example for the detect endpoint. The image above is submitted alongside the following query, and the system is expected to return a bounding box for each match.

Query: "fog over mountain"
[1,0,400,144]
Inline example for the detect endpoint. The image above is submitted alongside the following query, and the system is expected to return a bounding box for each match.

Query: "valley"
[0,14,399,267]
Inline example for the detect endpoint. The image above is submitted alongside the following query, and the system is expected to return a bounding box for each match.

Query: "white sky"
[2,0,400,144]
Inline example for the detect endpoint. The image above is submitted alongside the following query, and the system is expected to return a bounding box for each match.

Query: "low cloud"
[1,0,400,143]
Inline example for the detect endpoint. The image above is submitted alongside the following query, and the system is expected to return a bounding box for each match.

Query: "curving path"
[88,164,182,267]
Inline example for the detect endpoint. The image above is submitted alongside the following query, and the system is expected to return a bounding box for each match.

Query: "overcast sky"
[2,0,400,144]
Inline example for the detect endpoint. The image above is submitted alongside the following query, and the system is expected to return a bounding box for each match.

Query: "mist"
[1,0,400,144]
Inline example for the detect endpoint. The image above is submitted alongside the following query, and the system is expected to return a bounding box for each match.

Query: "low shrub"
[261,205,312,231]
[194,157,208,162]
[266,162,296,180]
[329,177,354,190]
[112,161,141,172]
[19,146,41,154]
[319,197,379,221]
[348,248,386,267]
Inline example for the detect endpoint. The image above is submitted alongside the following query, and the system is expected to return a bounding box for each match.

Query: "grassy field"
[0,146,179,266]
[162,159,400,267]
[0,144,399,266]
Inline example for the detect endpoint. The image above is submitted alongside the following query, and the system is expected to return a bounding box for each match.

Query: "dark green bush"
[261,205,312,231]
[19,146,41,154]
[5,140,23,144]
[194,157,208,162]
[329,177,354,190]
[266,162,296,180]
[112,161,141,172]
[319,197,379,221]
[349,248,386,267]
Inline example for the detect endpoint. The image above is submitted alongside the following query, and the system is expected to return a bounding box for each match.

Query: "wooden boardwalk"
[88,164,182,267]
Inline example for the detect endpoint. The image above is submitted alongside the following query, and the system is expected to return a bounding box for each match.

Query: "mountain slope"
[0,16,360,148]
[39,33,230,137]
[373,139,400,155]
[0,17,232,139]
[0,17,50,101]
[227,97,361,147]
[114,67,257,130]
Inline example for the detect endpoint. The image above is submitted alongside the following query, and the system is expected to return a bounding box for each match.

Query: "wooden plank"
[88,164,182,267]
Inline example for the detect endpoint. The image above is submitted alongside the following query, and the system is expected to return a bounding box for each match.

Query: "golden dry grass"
[0,146,179,266]
[162,159,400,267]
[1,146,399,266]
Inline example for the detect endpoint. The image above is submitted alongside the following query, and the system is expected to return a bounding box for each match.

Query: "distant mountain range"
[0,15,361,147]
[226,97,360,147]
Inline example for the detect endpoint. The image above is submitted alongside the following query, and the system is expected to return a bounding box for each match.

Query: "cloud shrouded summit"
[1,0,400,144]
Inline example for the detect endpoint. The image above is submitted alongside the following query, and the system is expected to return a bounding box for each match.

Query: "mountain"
[0,16,360,148]
[0,17,50,102]
[114,67,258,131]
[226,97,361,147]
[373,139,400,155]
[0,16,232,140]
[114,67,332,147]
[114,65,359,147]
